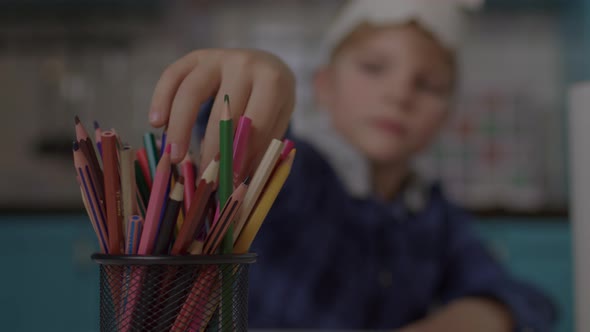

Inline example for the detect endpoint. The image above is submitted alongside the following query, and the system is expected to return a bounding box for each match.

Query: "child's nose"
[385,77,415,111]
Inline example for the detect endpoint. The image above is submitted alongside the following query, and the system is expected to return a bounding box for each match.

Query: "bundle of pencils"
[73,95,295,257]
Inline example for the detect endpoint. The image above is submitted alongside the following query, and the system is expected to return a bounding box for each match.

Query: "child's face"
[316,23,454,165]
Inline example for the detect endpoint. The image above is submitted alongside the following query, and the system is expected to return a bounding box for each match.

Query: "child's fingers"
[238,67,287,173]
[198,69,252,175]
[149,51,203,128]
[166,65,221,163]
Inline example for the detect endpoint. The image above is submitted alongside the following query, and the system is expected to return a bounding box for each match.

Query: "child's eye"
[416,77,448,97]
[359,61,385,76]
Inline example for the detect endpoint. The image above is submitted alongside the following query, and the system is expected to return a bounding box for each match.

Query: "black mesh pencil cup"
[92,253,257,332]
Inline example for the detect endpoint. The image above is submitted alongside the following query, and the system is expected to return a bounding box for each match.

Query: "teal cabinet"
[0,216,573,332]
[475,219,572,332]
[0,215,99,332]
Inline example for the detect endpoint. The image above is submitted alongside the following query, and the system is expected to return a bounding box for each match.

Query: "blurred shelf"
[485,0,565,11]
[0,0,165,19]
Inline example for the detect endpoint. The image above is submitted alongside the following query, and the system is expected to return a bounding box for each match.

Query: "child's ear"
[313,66,334,112]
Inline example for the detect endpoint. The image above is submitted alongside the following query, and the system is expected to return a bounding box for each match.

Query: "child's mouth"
[372,118,407,137]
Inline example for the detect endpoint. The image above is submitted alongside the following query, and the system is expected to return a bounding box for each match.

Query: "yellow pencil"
[233,149,295,253]
[232,139,283,243]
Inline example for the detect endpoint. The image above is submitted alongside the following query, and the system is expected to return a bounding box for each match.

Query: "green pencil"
[219,95,234,332]
[220,94,234,254]
[143,132,159,179]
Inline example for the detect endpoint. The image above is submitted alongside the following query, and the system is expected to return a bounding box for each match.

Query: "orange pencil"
[102,131,124,254]
[171,158,218,255]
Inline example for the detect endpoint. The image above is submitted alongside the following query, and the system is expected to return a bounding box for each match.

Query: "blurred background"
[0,0,580,331]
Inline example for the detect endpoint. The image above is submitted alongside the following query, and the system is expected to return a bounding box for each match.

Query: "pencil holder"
[92,253,257,332]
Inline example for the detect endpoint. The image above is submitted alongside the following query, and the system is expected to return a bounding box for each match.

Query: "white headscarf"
[321,0,484,63]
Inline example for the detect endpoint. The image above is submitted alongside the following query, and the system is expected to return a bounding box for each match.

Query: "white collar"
[296,112,430,212]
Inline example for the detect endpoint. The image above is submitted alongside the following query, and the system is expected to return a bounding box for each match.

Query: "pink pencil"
[232,116,252,187]
[280,139,295,162]
[137,144,172,255]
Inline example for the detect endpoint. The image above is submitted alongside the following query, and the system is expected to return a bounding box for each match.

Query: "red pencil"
[181,153,196,214]
[136,148,153,189]
[171,158,218,255]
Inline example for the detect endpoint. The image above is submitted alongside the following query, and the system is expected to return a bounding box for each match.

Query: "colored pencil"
[188,240,204,255]
[233,139,283,243]
[204,179,248,255]
[134,160,150,210]
[160,127,168,158]
[234,149,295,253]
[233,116,252,187]
[136,148,153,190]
[102,131,124,255]
[94,120,103,157]
[154,176,184,255]
[125,215,143,255]
[78,181,100,249]
[143,132,159,180]
[121,216,143,332]
[120,146,138,237]
[280,139,295,162]
[172,158,218,255]
[75,116,105,208]
[73,142,108,253]
[181,153,196,214]
[171,265,220,332]
[219,95,234,253]
[137,144,172,255]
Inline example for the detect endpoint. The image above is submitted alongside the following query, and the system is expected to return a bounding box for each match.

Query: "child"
[149,0,555,330]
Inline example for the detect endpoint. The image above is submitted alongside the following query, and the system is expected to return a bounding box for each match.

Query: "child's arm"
[399,297,513,332]
[149,49,296,171]
[401,199,556,332]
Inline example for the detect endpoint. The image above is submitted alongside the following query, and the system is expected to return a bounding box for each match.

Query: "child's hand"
[149,49,296,170]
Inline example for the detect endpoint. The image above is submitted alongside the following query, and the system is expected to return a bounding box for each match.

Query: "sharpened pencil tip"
[93,120,100,129]
[74,115,80,124]
[73,141,79,151]
[224,94,229,103]
[222,97,232,120]
[165,143,171,154]
[243,176,251,185]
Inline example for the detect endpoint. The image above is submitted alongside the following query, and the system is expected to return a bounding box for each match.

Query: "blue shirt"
[246,138,556,331]
[194,102,555,331]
